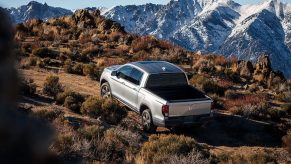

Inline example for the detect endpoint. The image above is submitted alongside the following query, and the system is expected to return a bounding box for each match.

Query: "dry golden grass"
[20,69,100,96]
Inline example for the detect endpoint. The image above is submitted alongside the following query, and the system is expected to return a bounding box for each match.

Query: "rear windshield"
[146,73,188,88]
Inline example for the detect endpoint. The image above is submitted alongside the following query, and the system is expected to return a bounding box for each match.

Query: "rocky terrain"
[10,9,291,163]
[104,0,291,78]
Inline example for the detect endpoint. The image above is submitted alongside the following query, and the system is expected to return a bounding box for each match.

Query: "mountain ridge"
[103,0,291,78]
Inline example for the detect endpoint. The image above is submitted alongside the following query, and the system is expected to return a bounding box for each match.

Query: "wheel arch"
[100,79,108,85]
[139,104,150,115]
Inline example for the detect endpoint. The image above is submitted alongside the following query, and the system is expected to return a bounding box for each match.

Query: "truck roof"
[130,61,184,74]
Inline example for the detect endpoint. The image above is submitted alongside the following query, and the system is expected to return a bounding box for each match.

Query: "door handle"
[121,82,125,85]
[132,87,137,91]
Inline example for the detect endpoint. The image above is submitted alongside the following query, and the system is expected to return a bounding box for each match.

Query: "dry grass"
[224,95,267,110]
[20,69,100,96]
[139,134,205,164]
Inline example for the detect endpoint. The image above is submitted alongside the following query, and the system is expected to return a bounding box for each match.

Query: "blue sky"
[0,0,290,10]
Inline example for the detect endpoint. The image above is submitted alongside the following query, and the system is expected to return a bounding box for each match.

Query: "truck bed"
[146,85,209,102]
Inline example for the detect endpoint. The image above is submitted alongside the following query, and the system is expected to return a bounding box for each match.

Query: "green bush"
[140,134,204,164]
[202,81,226,96]
[42,75,63,98]
[32,47,58,59]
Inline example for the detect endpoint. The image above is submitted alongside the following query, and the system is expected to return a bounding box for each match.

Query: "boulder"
[267,70,286,89]
[238,60,254,77]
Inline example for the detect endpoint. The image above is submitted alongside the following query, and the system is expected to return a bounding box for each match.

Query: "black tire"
[100,82,111,98]
[142,109,157,133]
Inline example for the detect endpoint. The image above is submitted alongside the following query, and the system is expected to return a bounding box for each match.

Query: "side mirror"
[111,71,117,76]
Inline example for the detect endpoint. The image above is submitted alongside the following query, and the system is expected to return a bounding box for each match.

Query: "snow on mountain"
[7,1,72,23]
[104,0,291,78]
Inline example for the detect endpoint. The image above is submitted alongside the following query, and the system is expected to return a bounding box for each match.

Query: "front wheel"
[100,82,111,98]
[142,109,157,133]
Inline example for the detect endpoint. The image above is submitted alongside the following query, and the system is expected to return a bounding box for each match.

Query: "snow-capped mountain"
[7,1,72,23]
[104,0,291,78]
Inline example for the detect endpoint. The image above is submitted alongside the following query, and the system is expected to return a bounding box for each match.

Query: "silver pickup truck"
[100,61,213,132]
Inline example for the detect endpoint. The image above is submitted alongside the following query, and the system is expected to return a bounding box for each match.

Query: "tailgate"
[168,100,212,117]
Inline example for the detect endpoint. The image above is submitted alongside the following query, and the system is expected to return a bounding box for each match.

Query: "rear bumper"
[154,113,213,127]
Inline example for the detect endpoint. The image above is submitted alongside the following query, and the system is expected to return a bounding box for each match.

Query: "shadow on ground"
[161,113,283,147]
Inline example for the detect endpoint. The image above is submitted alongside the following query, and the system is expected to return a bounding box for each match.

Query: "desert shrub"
[167,149,210,164]
[229,103,268,119]
[131,36,158,52]
[101,99,127,124]
[282,131,291,153]
[189,74,210,90]
[42,75,63,98]
[225,95,267,110]
[281,103,291,114]
[51,132,76,156]
[32,109,63,122]
[140,134,205,164]
[96,128,141,163]
[202,81,226,96]
[78,125,105,140]
[81,97,127,124]
[72,63,84,75]
[215,151,276,164]
[63,59,73,73]
[268,108,287,120]
[19,78,37,96]
[83,63,101,80]
[96,129,128,162]
[80,96,103,117]
[32,47,58,59]
[225,90,242,99]
[20,56,38,68]
[81,46,100,57]
[108,31,122,42]
[56,90,85,113]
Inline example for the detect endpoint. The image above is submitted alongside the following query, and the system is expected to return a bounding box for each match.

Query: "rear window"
[146,73,188,88]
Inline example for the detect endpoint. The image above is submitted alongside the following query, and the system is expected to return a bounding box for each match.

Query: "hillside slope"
[104,0,291,78]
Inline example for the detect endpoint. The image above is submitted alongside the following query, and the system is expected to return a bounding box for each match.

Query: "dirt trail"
[20,69,100,96]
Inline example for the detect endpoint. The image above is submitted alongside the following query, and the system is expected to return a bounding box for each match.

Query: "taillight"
[162,105,169,117]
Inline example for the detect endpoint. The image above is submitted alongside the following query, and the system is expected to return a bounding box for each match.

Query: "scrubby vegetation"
[15,9,291,164]
[81,96,127,124]
[139,134,209,164]
[42,75,63,98]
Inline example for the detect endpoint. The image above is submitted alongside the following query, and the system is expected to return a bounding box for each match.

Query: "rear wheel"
[100,82,111,98]
[142,109,157,133]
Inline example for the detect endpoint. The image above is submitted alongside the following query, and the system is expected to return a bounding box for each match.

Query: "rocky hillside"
[12,9,291,163]
[6,1,72,23]
[104,0,291,78]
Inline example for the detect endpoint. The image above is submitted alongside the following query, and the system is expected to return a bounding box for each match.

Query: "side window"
[118,66,132,80]
[129,68,143,85]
